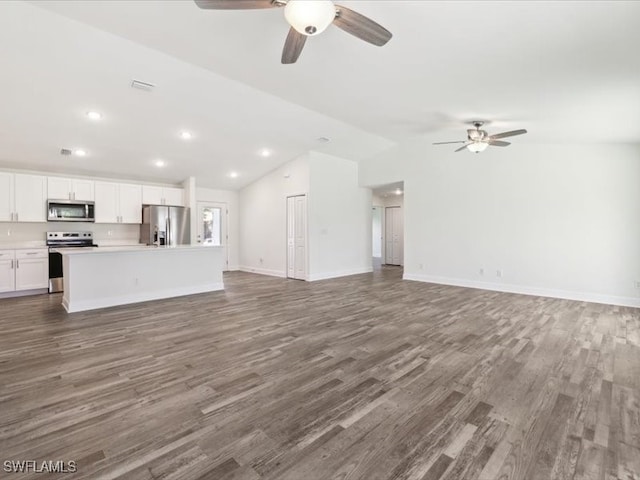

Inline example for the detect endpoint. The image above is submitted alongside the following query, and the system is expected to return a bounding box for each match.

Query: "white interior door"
[287,195,307,280]
[197,202,228,271]
[385,207,403,265]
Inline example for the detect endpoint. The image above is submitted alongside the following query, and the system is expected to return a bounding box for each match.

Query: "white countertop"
[54,244,222,255]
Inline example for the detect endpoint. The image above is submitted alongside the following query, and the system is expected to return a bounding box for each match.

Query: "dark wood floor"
[1,267,639,480]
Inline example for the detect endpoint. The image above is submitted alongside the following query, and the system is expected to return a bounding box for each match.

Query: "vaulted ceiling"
[1,1,638,189]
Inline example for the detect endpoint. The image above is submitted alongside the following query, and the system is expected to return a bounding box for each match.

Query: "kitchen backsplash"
[0,222,140,245]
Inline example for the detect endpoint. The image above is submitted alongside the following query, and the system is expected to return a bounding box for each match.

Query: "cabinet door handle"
[15,212,18,222]
[10,260,14,269]
[15,259,19,268]
[25,252,38,255]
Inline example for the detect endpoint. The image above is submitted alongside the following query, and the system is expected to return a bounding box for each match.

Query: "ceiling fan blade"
[455,142,472,152]
[489,129,527,140]
[281,27,307,64]
[488,140,511,147]
[333,5,392,46]
[433,141,466,145]
[194,0,276,9]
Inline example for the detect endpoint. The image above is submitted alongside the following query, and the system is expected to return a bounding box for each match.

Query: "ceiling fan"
[194,0,392,64]
[433,121,528,153]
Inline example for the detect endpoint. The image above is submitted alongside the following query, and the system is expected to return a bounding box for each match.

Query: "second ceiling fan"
[433,122,528,153]
[194,0,392,64]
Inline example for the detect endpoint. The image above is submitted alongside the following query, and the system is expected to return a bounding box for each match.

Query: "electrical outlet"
[107,230,113,237]
[479,268,484,276]
[259,258,264,264]
[496,269,503,278]
[418,263,424,270]
[6,229,11,237]
[635,280,640,289]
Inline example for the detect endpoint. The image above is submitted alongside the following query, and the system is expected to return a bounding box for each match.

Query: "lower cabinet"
[0,249,48,294]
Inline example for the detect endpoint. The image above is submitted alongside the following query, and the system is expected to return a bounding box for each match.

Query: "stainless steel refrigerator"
[140,205,190,246]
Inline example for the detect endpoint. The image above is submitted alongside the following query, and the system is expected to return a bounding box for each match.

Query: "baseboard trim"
[0,288,48,299]
[402,273,640,308]
[238,266,286,278]
[308,267,374,282]
[62,283,225,313]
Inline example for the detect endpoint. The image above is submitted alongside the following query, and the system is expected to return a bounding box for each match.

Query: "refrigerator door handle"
[166,217,171,246]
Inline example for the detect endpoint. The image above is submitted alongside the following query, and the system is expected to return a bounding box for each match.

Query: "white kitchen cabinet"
[48,177,94,201]
[119,184,142,223]
[15,249,48,290]
[0,249,47,293]
[1,174,47,223]
[0,250,16,293]
[163,187,184,207]
[142,185,184,207]
[95,181,142,224]
[0,172,14,222]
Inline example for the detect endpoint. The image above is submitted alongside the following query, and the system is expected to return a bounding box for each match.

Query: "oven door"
[48,250,63,293]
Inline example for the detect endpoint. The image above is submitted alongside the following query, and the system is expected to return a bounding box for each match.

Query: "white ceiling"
[1,1,639,189]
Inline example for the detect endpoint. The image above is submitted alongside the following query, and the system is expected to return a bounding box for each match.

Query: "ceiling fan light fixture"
[285,0,336,36]
[467,141,489,153]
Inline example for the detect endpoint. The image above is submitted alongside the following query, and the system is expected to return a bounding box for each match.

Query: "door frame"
[196,201,229,271]
[286,193,309,281]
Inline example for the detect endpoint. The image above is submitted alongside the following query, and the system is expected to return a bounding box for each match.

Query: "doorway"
[286,195,307,280]
[196,202,229,271]
[371,182,404,268]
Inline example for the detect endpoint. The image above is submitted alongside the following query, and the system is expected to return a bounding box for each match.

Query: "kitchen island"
[58,245,224,313]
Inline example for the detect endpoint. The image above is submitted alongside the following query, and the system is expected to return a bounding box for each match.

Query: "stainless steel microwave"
[47,199,95,222]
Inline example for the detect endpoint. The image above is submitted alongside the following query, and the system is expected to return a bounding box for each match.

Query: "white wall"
[360,140,640,307]
[308,152,372,281]
[239,154,310,277]
[196,186,240,270]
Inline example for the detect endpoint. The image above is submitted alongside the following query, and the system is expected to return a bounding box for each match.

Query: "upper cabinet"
[94,182,142,224]
[0,169,183,225]
[0,173,47,222]
[0,172,14,222]
[142,185,184,207]
[47,177,94,201]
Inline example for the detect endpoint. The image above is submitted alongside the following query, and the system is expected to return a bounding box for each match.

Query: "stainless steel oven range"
[47,231,98,293]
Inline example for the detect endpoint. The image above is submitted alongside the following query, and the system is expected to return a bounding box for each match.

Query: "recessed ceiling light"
[180,131,193,140]
[260,148,272,157]
[74,149,87,157]
[86,111,102,120]
[155,159,165,168]
[229,171,238,179]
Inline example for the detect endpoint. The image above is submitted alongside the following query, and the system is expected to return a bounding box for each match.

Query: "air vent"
[60,148,72,156]
[131,79,155,92]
